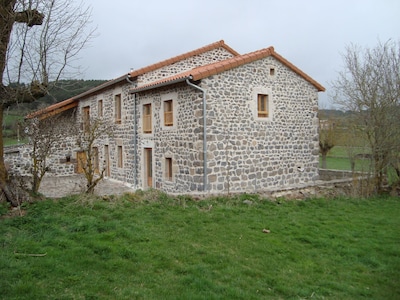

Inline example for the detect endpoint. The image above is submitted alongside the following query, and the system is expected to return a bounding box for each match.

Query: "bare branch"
[331,39,400,193]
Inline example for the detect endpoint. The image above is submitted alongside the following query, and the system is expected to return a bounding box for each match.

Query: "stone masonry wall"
[136,55,320,194]
[6,48,321,196]
[202,56,320,193]
[138,47,235,85]
[136,85,204,192]
[5,134,77,178]
[76,82,135,184]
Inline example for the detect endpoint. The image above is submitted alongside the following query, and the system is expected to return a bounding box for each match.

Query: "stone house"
[22,40,325,194]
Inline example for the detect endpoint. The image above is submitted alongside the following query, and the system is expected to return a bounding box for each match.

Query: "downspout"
[186,77,207,192]
[126,75,138,189]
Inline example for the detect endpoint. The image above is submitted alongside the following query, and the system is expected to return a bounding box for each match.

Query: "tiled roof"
[27,40,238,119]
[28,41,325,119]
[130,47,325,93]
[26,98,78,119]
[270,51,325,92]
[128,40,239,78]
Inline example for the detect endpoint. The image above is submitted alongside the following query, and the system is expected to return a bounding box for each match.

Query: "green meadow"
[1,192,399,299]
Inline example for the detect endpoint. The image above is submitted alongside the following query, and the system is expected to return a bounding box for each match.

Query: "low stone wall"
[4,145,31,176]
[318,169,365,181]
[4,143,77,178]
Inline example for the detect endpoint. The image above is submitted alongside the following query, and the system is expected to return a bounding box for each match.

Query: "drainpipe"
[186,77,207,192]
[126,75,138,189]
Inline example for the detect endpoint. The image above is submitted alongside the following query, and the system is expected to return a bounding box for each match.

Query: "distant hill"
[11,79,107,114]
[319,109,354,120]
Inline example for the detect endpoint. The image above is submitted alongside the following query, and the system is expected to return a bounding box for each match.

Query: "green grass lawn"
[1,192,399,299]
[320,146,372,171]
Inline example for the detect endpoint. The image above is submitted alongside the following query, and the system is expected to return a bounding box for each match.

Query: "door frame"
[144,147,153,188]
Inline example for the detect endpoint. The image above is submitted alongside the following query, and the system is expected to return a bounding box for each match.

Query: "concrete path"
[38,175,135,198]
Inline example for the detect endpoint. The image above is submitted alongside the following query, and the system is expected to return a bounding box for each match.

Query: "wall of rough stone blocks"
[138,47,236,85]
[135,56,320,194]
[5,48,321,196]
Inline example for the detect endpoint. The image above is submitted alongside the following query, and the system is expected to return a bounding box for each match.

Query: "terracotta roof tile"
[128,40,239,78]
[30,41,325,119]
[130,46,325,93]
[26,98,78,119]
[28,41,239,119]
[270,51,325,91]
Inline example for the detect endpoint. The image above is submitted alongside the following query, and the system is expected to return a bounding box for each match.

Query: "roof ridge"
[128,40,239,78]
[190,46,275,80]
[129,47,275,93]
[130,46,325,93]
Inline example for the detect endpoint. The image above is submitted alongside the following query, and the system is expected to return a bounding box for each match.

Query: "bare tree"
[0,0,95,204]
[318,118,335,169]
[332,40,400,193]
[23,113,75,194]
[76,117,114,194]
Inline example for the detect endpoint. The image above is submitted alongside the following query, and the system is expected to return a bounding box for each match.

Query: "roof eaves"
[25,97,78,119]
[129,75,192,94]
[221,42,240,56]
[128,40,239,78]
[75,75,127,99]
[271,52,325,92]
[190,46,275,81]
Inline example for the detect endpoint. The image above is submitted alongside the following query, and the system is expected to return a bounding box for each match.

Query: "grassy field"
[319,146,372,171]
[1,192,399,299]
[3,113,25,146]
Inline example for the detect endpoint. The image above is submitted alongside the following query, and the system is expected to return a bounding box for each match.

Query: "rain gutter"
[185,77,207,192]
[128,75,208,193]
[126,75,138,189]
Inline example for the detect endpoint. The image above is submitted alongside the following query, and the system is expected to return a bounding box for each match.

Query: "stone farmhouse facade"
[18,40,325,194]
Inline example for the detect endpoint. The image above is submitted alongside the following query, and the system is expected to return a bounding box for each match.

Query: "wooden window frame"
[257,94,269,118]
[98,99,103,117]
[117,145,123,168]
[82,106,90,132]
[115,94,122,124]
[165,157,173,181]
[143,103,152,133]
[93,147,99,174]
[270,68,275,76]
[163,100,173,126]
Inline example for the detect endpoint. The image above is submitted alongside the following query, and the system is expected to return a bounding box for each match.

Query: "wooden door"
[104,145,110,177]
[93,147,99,174]
[77,151,87,174]
[144,148,153,188]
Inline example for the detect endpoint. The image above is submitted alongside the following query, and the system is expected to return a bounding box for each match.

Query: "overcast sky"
[77,0,400,107]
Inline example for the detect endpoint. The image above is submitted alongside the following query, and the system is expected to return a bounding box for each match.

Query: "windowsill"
[255,116,272,122]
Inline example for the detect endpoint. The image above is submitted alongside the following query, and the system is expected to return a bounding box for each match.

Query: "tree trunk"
[321,153,327,169]
[350,157,355,173]
[0,104,6,184]
[0,105,19,206]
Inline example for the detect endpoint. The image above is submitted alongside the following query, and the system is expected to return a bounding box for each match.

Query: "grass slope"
[0,193,399,299]
[320,146,372,171]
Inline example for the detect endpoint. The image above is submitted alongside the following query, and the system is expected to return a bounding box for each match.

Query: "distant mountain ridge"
[14,79,107,113]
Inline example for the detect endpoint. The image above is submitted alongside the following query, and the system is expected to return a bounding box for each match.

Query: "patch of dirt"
[0,207,27,219]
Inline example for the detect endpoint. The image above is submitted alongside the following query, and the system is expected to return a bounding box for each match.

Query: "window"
[165,157,173,181]
[93,147,99,174]
[270,68,275,76]
[115,94,121,124]
[98,100,103,117]
[143,103,152,133]
[257,94,269,118]
[117,145,123,168]
[82,106,90,132]
[164,100,173,126]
